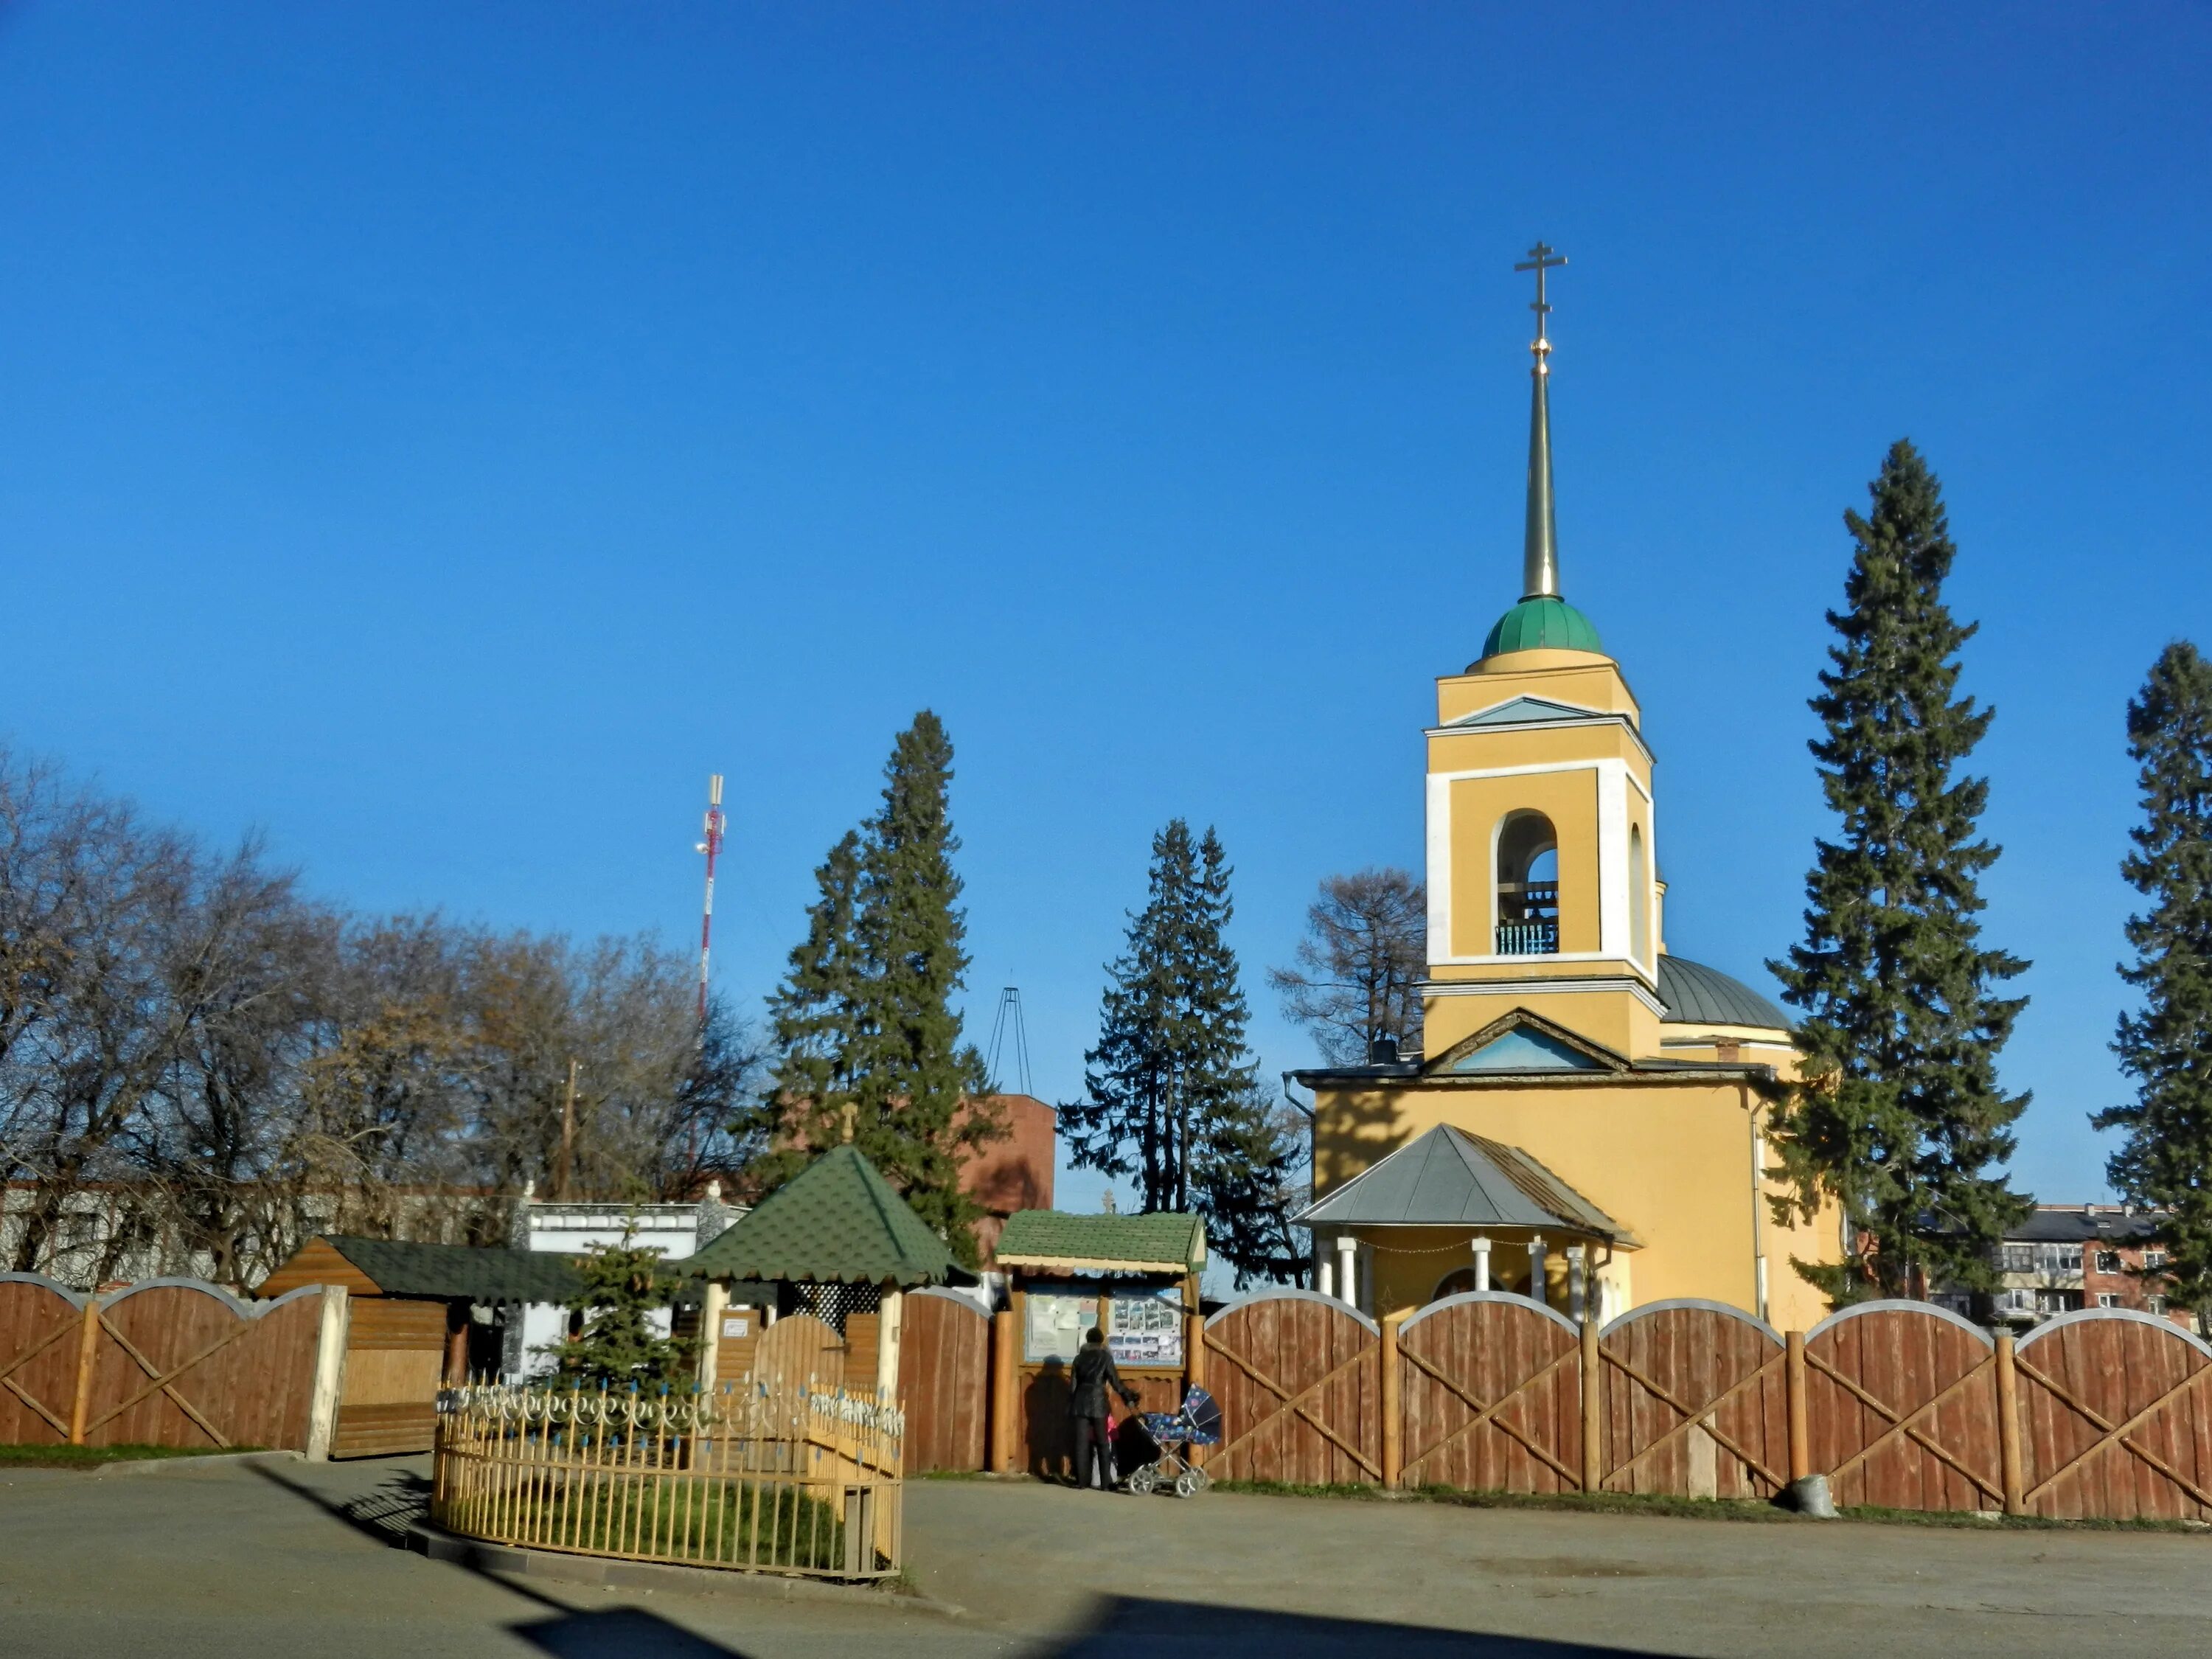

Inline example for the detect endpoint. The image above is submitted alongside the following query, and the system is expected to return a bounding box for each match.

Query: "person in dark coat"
[1068,1326,1138,1490]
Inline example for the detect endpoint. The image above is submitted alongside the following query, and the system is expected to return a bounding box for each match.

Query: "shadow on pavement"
[248,1459,752,1656]
[1048,1597,1661,1658]
[508,1604,747,1657]
[249,1459,431,1548]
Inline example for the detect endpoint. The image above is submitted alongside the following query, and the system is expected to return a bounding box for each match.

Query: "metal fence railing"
[430,1380,903,1579]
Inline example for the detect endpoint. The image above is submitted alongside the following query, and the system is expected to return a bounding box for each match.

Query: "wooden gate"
[1599,1300,1787,1498]
[1804,1301,2003,1511]
[1398,1292,1582,1493]
[749,1312,847,1396]
[898,1289,990,1472]
[0,1274,86,1442]
[2014,1309,2212,1520]
[1204,1289,1380,1485]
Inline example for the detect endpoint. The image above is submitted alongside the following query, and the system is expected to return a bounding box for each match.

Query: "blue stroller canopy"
[1139,1385,1222,1447]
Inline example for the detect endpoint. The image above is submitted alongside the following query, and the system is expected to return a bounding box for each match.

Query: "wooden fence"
[895,1286,2211,1523]
[433,1379,903,1579]
[1,1272,346,1455]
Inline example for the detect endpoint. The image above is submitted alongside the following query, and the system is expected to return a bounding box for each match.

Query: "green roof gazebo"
[686,1145,959,1401]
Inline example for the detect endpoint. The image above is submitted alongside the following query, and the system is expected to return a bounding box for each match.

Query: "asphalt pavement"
[2,1454,2208,1657]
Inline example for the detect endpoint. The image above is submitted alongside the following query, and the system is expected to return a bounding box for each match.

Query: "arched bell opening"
[1494,811,1559,956]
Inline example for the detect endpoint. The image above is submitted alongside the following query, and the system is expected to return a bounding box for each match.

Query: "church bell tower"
[1422,246,1666,1061]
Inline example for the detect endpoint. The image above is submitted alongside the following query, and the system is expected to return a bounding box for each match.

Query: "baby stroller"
[1124,1385,1222,1498]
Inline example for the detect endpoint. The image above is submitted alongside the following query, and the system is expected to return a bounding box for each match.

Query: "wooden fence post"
[67,1293,101,1446]
[1380,1311,1403,1489]
[990,1309,1017,1473]
[699,1281,728,1394]
[1580,1315,1602,1492]
[876,1289,903,1405]
[1785,1330,1810,1485]
[305,1286,351,1461]
[1994,1332,2025,1516]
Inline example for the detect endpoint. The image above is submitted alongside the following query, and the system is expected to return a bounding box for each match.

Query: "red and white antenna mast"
[694,773,726,1028]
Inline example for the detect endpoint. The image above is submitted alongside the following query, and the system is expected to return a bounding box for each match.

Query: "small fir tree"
[1768,440,2031,1306]
[2095,641,2212,1330]
[1065,821,1300,1284]
[551,1217,698,1390]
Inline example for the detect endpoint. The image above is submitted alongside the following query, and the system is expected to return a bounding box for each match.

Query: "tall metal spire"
[1514,241,1567,601]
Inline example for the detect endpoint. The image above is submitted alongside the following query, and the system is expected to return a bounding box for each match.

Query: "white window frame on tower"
[1425,758,1655,975]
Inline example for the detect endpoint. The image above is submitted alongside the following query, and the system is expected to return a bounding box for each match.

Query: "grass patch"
[445,1475,855,1571]
[0,1443,256,1469]
[1208,1479,2211,1534]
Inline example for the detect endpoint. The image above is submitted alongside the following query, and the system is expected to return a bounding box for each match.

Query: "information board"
[1023,1290,1100,1364]
[1106,1288,1183,1368]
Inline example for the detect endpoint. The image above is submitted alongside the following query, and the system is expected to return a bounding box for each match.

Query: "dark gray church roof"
[1655,953,1790,1032]
[1293,1124,1638,1245]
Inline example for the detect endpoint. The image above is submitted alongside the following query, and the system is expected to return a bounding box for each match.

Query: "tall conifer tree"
[2095,641,2212,1329]
[852,712,997,1259]
[1769,440,2030,1304]
[1065,821,1299,1284]
[751,714,998,1264]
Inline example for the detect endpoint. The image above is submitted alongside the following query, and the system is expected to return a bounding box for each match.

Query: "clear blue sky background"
[2,5,2207,1214]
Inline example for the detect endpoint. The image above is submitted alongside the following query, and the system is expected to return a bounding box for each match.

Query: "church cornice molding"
[1425,710,1653,766]
[1422,974,1668,1018]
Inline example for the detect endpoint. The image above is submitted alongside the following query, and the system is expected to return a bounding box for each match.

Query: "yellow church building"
[1292,246,1841,1333]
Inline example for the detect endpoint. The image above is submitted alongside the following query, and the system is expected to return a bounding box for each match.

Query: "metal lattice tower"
[984,985,1033,1097]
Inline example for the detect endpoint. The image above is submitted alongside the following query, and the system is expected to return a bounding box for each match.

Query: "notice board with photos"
[1020,1281,1184,1368]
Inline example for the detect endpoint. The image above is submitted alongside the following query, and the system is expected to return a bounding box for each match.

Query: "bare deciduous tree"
[1267,868,1427,1065]
[0,745,767,1289]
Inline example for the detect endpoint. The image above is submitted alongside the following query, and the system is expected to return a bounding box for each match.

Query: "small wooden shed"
[684,1144,959,1401]
[258,1235,583,1458]
[991,1210,1206,1476]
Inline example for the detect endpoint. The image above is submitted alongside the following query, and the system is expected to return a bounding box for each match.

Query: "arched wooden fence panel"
[1599,1301,1787,1498]
[86,1281,326,1450]
[2014,1310,2212,1521]
[899,1289,990,1472]
[0,1274,87,1442]
[1804,1301,2003,1512]
[1399,1293,1582,1493]
[1205,1290,1381,1486]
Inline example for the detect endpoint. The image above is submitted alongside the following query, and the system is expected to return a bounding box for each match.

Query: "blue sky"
[2,4,2208,1212]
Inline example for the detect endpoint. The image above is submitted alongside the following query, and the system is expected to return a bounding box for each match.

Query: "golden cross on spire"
[1514,241,1567,369]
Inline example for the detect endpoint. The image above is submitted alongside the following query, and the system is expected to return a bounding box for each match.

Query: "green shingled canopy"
[994,1211,1206,1274]
[310,1236,589,1302]
[686,1145,956,1286]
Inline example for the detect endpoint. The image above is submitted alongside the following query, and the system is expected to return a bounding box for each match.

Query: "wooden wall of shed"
[257,1238,380,1299]
[332,1296,448,1459]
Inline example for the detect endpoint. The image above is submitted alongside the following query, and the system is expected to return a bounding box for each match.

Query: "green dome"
[1479,596,1604,660]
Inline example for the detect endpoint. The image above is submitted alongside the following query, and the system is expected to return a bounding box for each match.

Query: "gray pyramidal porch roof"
[1294,1124,1640,1248]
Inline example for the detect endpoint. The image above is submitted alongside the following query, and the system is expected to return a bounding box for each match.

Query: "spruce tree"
[743,831,868,1187]
[851,711,997,1262]
[1065,821,1300,1284]
[550,1217,699,1389]
[751,714,998,1265]
[1768,440,2031,1306]
[2094,641,2212,1329]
